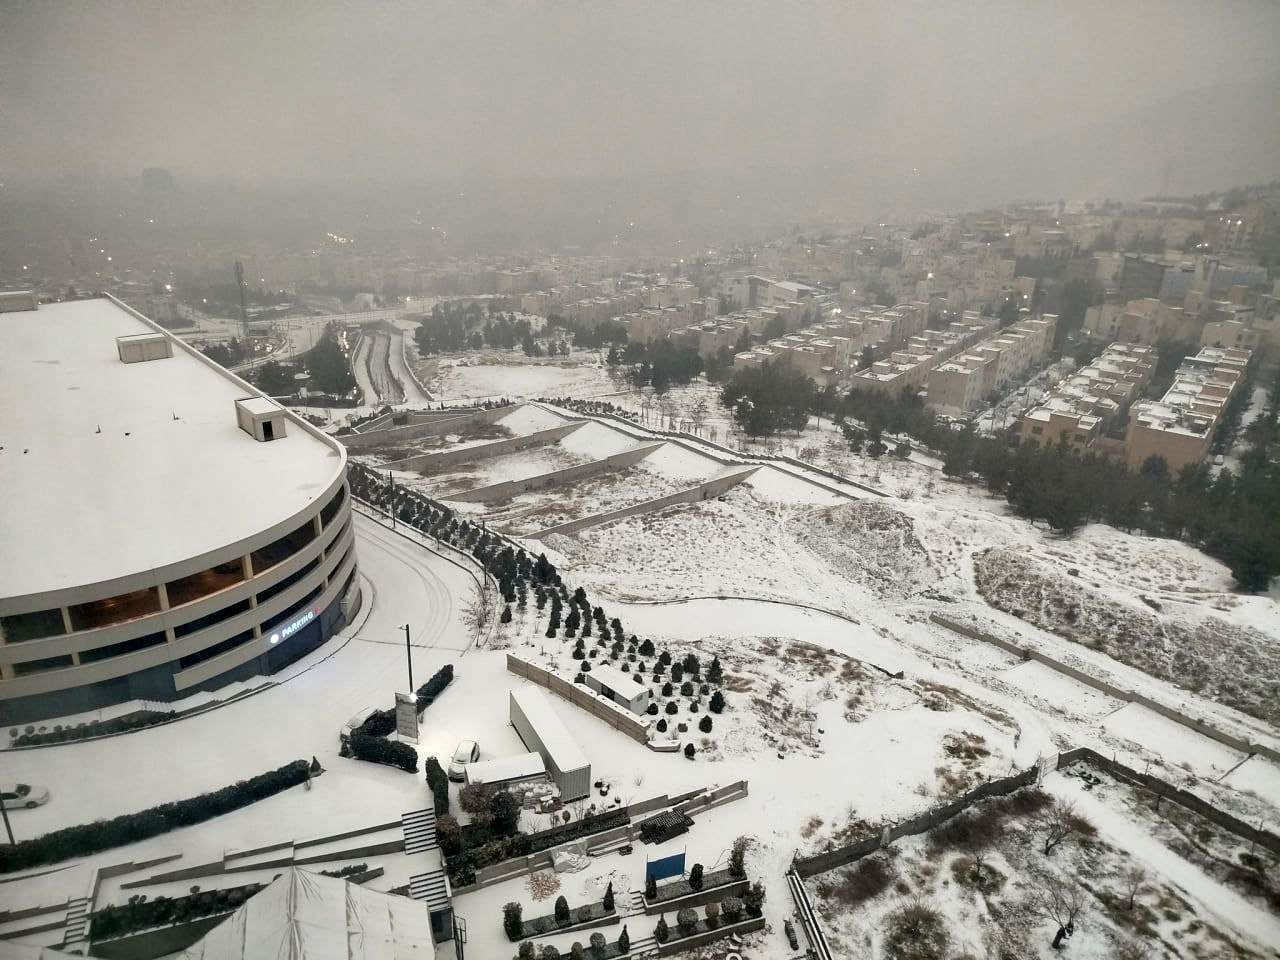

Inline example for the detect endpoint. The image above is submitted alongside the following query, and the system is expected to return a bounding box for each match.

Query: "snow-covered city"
[3,5,1280,960]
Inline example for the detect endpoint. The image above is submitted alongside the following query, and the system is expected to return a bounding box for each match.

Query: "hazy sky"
[3,0,1278,190]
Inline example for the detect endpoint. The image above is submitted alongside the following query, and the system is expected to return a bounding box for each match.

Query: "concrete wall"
[340,405,514,450]
[506,654,652,744]
[533,467,758,538]
[794,744,1280,879]
[381,421,585,473]
[448,442,663,503]
[544,404,880,499]
[929,614,1280,765]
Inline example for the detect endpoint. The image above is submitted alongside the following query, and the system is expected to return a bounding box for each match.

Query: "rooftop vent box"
[235,396,288,442]
[0,290,39,313]
[116,332,173,363]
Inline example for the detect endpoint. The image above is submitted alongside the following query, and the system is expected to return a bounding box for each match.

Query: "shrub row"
[425,756,450,815]
[0,760,310,874]
[11,710,178,747]
[90,883,265,941]
[447,808,629,884]
[349,733,418,773]
[415,664,453,711]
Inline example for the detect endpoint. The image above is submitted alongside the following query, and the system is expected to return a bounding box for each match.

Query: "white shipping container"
[509,687,591,801]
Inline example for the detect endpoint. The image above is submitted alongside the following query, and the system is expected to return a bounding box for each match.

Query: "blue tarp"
[646,851,685,882]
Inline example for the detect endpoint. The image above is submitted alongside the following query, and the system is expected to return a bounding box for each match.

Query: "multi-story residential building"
[1124,346,1250,471]
[848,317,997,396]
[1019,343,1156,450]
[926,315,1057,414]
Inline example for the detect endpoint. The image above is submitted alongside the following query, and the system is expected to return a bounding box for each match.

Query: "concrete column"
[0,662,14,680]
[157,582,171,611]
[61,607,74,635]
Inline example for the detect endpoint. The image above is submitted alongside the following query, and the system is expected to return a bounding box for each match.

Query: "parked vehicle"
[447,740,480,781]
[339,707,379,745]
[1,783,49,810]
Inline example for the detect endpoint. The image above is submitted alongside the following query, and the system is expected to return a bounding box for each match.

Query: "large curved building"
[0,294,360,724]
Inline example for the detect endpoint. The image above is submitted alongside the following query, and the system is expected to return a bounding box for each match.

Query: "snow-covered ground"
[420,350,620,403]
[5,385,1279,960]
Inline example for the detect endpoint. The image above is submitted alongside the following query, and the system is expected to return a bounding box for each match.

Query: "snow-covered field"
[420,350,620,402]
[5,384,1279,960]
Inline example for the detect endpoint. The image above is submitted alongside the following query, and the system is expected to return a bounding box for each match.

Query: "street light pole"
[403,623,413,691]
[0,797,14,845]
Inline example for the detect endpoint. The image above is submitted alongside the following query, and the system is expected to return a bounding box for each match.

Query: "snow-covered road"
[0,513,478,837]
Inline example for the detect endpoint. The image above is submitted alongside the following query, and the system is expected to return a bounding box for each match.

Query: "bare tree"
[1038,876,1085,949]
[1121,866,1146,911]
[1112,938,1150,960]
[1041,798,1078,856]
[462,577,495,640]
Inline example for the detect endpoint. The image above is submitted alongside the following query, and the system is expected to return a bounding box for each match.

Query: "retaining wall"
[929,613,1280,765]
[546,404,882,499]
[793,765,1038,877]
[654,916,766,956]
[643,877,749,915]
[506,654,651,744]
[794,744,1280,879]
[1059,747,1280,856]
[448,442,663,503]
[341,405,515,450]
[382,421,585,473]
[534,466,759,537]
[91,913,229,960]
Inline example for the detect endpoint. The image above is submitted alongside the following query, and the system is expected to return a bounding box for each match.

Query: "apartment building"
[1124,346,1250,471]
[926,315,1057,414]
[1019,343,1156,449]
[849,316,996,396]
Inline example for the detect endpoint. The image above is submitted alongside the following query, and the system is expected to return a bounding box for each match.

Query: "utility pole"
[403,623,414,691]
[0,797,14,845]
[234,260,250,343]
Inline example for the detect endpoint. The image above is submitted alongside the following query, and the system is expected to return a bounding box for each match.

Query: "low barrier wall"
[449,442,663,503]
[506,654,651,744]
[341,405,514,450]
[929,614,1280,765]
[1059,746,1280,856]
[534,466,758,537]
[382,421,585,473]
[654,916,766,956]
[794,744,1280,879]
[546,404,884,499]
[793,765,1038,878]
[91,913,229,960]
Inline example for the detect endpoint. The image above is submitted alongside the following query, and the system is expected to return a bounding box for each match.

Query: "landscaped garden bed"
[652,889,766,956]
[513,928,633,960]
[9,709,177,747]
[644,866,743,914]
[504,891,618,941]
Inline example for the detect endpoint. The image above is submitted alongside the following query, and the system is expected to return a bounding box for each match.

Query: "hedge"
[91,882,265,941]
[349,733,418,773]
[11,710,178,747]
[415,664,453,711]
[448,809,630,884]
[0,760,310,874]
[425,757,450,815]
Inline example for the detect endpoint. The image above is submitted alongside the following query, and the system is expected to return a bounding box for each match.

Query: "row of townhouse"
[848,314,998,396]
[926,315,1058,414]
[732,302,930,385]
[1124,346,1251,470]
[1019,343,1157,452]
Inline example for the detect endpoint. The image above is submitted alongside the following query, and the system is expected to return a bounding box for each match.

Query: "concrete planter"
[644,876,748,915]
[655,914,765,956]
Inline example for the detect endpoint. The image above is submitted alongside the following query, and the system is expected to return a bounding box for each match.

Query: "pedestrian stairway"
[401,807,438,854]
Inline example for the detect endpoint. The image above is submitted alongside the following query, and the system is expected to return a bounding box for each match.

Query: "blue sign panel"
[646,852,685,883]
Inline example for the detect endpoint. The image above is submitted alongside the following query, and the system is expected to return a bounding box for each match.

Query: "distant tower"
[234,260,250,342]
[1160,156,1174,197]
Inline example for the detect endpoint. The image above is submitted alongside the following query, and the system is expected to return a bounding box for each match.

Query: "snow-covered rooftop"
[0,296,343,600]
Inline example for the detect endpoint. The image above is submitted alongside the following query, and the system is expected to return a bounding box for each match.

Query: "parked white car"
[339,707,379,745]
[1,783,49,810]
[447,740,480,781]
